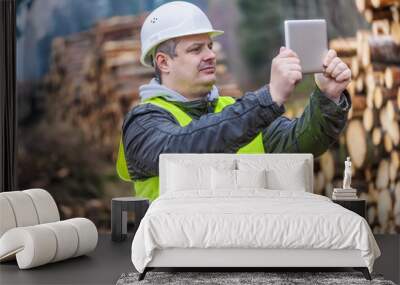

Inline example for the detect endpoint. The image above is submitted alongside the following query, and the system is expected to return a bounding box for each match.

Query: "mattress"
[131,190,381,273]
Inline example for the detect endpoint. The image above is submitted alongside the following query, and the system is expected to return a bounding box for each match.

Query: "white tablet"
[284,19,328,74]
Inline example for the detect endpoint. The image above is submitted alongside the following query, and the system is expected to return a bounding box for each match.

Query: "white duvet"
[131,190,381,273]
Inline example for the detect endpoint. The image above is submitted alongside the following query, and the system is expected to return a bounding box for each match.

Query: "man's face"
[166,34,217,95]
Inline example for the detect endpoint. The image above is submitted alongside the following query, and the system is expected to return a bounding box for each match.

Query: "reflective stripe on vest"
[116,96,265,201]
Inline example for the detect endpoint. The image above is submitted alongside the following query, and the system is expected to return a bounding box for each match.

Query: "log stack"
[314,0,400,234]
[44,15,149,158]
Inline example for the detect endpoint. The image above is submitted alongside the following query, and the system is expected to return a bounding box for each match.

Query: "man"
[117,1,352,201]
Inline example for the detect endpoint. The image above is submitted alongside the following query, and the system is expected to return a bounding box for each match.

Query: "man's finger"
[287,64,302,72]
[323,49,337,67]
[278,48,298,59]
[335,69,351,82]
[289,70,302,83]
[279,57,301,65]
[325,57,341,74]
[332,62,348,78]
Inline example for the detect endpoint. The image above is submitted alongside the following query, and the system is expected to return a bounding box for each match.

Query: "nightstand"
[332,199,366,219]
[111,197,149,242]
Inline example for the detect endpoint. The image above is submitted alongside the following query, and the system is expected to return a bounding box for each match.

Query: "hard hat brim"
[140,29,224,68]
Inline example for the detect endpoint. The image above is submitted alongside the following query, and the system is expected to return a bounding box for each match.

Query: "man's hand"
[315,49,352,103]
[269,47,302,106]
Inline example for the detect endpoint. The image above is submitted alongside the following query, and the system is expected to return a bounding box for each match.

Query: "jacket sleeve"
[262,86,352,157]
[123,86,285,179]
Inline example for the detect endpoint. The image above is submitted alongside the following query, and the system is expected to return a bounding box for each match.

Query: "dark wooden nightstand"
[111,197,149,242]
[332,199,366,219]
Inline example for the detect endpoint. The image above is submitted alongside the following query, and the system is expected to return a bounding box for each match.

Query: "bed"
[131,154,381,281]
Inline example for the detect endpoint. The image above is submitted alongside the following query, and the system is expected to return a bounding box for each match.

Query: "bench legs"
[354,267,371,280]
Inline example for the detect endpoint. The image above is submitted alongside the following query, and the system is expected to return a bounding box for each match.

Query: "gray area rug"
[116,271,396,285]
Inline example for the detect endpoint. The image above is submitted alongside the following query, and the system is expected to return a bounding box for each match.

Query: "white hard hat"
[140,1,224,67]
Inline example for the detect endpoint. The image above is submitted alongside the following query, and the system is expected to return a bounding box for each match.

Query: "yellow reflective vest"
[116,95,265,201]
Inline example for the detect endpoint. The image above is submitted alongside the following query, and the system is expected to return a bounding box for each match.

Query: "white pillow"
[211,168,268,191]
[167,162,211,191]
[237,159,308,191]
[211,168,237,190]
[236,169,267,189]
[266,167,307,191]
[166,159,236,192]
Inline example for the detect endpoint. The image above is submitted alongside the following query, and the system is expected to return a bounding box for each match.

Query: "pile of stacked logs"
[44,14,242,160]
[44,15,149,157]
[314,0,400,234]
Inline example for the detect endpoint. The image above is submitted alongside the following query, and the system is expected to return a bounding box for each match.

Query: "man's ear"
[155,52,170,74]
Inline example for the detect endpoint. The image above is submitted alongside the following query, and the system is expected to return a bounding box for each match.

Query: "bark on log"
[329,38,357,57]
[398,87,400,109]
[348,107,364,119]
[363,36,400,67]
[365,9,394,23]
[353,95,367,111]
[371,0,400,8]
[374,86,399,108]
[384,66,400,89]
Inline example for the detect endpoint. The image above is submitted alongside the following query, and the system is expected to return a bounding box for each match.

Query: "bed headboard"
[159,153,314,195]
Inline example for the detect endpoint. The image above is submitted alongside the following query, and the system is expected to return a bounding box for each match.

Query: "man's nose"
[204,47,216,61]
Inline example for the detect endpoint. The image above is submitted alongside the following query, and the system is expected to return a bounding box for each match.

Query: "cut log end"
[346,120,367,169]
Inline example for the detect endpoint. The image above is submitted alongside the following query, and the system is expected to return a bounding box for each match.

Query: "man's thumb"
[280,46,286,53]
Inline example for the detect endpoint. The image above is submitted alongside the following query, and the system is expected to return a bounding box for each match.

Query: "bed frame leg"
[138,268,148,281]
[354,267,371,280]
